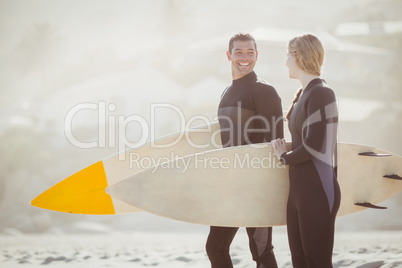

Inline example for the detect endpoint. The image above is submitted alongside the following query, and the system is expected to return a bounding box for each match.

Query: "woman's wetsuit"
[206,71,283,268]
[280,79,341,267]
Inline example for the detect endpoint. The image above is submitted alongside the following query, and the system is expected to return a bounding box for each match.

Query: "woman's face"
[286,51,300,79]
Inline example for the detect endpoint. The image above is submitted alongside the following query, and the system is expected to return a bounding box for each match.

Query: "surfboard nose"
[31,161,116,215]
[104,183,121,200]
[105,185,112,195]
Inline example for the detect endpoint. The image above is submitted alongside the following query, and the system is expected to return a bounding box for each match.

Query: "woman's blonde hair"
[287,33,324,76]
[286,34,324,120]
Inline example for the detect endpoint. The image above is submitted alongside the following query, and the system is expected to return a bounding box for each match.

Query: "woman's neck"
[298,73,320,90]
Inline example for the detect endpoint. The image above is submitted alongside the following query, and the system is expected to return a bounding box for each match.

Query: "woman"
[271,34,341,267]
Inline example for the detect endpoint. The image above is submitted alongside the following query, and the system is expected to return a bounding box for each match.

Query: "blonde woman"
[272,34,341,267]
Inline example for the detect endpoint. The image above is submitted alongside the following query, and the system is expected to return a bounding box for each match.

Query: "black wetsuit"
[280,79,341,267]
[206,71,283,268]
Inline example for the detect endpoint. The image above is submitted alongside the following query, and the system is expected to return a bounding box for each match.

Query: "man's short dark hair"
[228,33,257,53]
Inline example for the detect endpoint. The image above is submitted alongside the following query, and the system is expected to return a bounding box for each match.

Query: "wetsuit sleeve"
[281,87,337,166]
[253,85,284,140]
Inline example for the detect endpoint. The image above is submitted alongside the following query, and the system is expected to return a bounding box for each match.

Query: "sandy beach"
[1,227,402,268]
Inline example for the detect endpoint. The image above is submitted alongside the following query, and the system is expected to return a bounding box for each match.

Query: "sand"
[1,228,402,268]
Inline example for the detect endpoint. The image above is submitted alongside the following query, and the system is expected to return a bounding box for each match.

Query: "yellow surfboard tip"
[31,161,115,215]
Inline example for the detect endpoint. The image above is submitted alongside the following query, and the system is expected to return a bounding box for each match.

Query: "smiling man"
[228,35,258,80]
[205,33,283,268]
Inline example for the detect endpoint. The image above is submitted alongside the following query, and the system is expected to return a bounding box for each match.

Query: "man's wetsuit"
[206,71,283,268]
[280,79,341,267]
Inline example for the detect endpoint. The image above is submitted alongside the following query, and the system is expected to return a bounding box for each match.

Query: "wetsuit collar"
[304,78,325,92]
[232,71,257,86]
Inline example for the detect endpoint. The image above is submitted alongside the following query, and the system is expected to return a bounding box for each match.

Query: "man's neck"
[232,71,253,81]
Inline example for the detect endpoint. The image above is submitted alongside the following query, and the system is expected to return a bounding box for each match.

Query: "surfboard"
[106,143,402,227]
[31,122,222,214]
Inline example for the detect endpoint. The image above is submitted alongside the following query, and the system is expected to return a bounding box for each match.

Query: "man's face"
[227,40,258,80]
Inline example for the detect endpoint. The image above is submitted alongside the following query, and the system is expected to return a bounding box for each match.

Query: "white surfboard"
[106,143,402,227]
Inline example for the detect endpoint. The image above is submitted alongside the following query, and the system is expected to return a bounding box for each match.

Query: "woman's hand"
[271,138,288,160]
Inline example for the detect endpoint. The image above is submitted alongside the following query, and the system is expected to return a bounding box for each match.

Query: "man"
[205,33,283,268]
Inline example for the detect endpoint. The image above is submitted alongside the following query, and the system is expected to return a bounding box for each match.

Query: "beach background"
[0,0,401,267]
